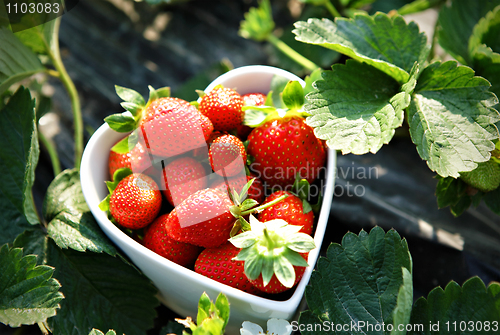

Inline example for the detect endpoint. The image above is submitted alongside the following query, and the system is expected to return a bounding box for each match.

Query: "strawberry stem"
[239,194,288,216]
[263,228,275,250]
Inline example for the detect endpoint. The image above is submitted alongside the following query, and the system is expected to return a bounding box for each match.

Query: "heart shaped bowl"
[81,65,336,334]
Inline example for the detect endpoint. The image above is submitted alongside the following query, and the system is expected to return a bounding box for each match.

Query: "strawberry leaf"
[89,330,117,335]
[115,85,145,107]
[274,255,295,288]
[0,245,64,327]
[437,0,500,65]
[120,102,143,116]
[409,277,500,334]
[239,0,275,42]
[44,169,118,255]
[0,87,39,246]
[0,27,44,93]
[99,168,133,212]
[298,227,412,334]
[46,241,159,335]
[408,61,500,178]
[104,112,138,133]
[282,80,305,110]
[243,106,278,127]
[305,59,412,154]
[484,187,500,215]
[293,13,428,84]
[111,132,139,154]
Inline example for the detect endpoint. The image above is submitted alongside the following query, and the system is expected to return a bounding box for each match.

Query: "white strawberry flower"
[240,318,292,335]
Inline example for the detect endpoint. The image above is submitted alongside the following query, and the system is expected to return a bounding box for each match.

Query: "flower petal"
[241,321,264,334]
[267,318,292,335]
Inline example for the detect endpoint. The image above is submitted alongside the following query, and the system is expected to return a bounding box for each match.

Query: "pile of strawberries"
[100,80,326,296]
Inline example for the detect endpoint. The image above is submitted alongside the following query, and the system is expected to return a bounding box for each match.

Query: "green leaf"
[437,0,500,65]
[104,112,138,133]
[0,86,39,246]
[14,18,58,56]
[273,255,295,288]
[239,0,275,42]
[89,330,117,335]
[214,293,230,333]
[305,60,410,154]
[270,74,290,108]
[293,13,428,84]
[115,85,145,107]
[0,245,64,327]
[471,45,500,100]
[434,176,475,217]
[304,68,323,96]
[484,187,500,215]
[46,240,159,335]
[469,5,500,54]
[243,106,277,127]
[298,227,412,335]
[282,80,305,110]
[391,268,413,335]
[408,61,500,178]
[111,132,139,154]
[409,277,500,334]
[13,227,49,265]
[0,27,44,94]
[43,169,118,255]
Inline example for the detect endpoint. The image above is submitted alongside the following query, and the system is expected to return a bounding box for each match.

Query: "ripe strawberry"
[143,214,202,267]
[237,92,267,140]
[194,242,260,294]
[242,92,267,106]
[109,173,162,229]
[247,116,326,188]
[249,253,308,294]
[165,188,235,248]
[210,172,265,204]
[108,137,150,179]
[199,87,244,131]
[161,156,208,206]
[258,190,314,235]
[209,134,247,177]
[141,97,213,157]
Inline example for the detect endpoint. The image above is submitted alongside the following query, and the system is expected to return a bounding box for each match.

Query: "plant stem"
[47,18,83,170]
[240,194,288,216]
[397,0,444,16]
[39,130,62,176]
[324,0,341,18]
[266,34,319,72]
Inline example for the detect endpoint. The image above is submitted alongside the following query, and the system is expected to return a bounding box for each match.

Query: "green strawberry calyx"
[229,215,316,288]
[242,79,309,128]
[104,85,171,137]
[98,167,133,212]
[292,175,322,214]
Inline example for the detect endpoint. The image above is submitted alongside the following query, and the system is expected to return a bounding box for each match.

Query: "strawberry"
[230,216,315,294]
[194,242,260,294]
[242,92,267,106]
[210,172,265,204]
[108,137,150,179]
[237,92,267,140]
[141,97,213,157]
[109,173,162,229]
[258,190,314,235]
[248,253,308,294]
[161,156,208,206]
[209,134,247,177]
[165,188,235,248]
[199,87,244,131]
[143,214,202,267]
[247,116,326,188]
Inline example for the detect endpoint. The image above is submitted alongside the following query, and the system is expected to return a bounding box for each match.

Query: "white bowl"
[81,65,336,334]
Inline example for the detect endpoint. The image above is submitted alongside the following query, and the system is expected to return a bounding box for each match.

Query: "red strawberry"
[161,156,208,206]
[210,172,265,204]
[199,87,244,131]
[209,134,247,177]
[249,253,308,294]
[108,139,151,179]
[165,188,235,248]
[194,242,260,294]
[140,97,213,157]
[242,92,267,106]
[143,214,202,267]
[109,173,162,229]
[247,116,326,188]
[258,190,314,235]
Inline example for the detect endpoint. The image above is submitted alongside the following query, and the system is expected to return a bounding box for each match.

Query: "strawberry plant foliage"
[409,277,500,335]
[298,227,413,334]
[0,245,64,328]
[0,86,39,245]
